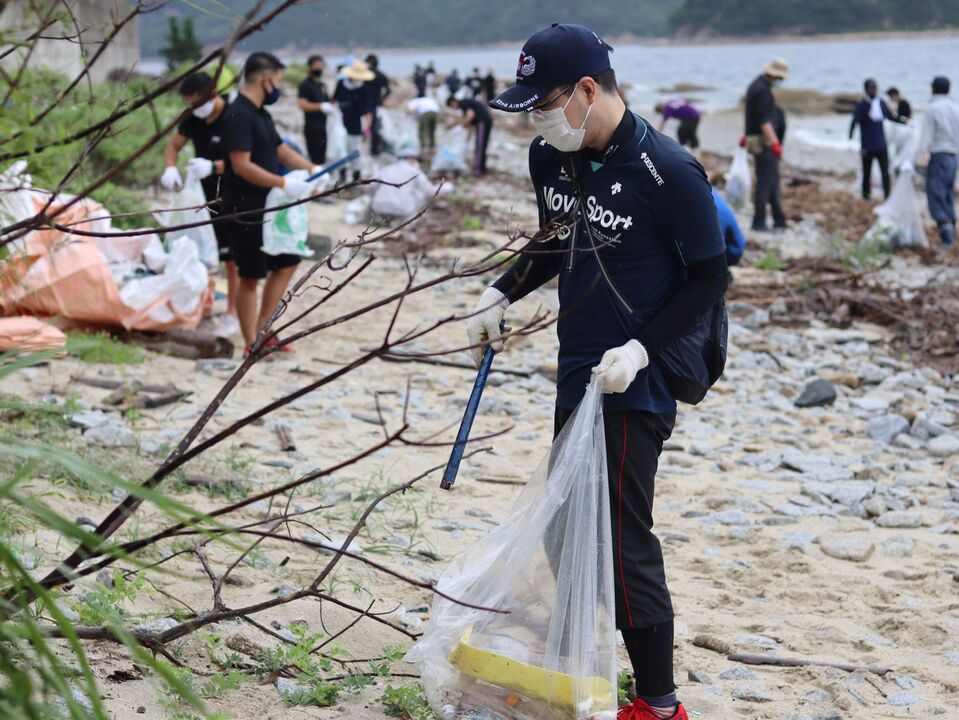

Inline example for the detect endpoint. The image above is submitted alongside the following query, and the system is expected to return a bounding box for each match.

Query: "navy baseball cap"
[490,23,611,112]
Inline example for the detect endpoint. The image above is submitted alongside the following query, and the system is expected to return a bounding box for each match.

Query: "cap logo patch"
[516,52,536,80]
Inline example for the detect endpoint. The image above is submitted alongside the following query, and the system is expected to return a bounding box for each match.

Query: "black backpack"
[560,150,728,405]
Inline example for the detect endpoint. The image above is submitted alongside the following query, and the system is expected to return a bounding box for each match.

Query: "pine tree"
[160,16,203,72]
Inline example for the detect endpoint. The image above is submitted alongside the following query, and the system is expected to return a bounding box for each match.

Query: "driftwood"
[274,423,296,452]
[102,381,144,406]
[123,390,191,410]
[122,330,233,360]
[692,634,891,677]
[475,476,525,487]
[72,376,180,394]
[377,352,534,378]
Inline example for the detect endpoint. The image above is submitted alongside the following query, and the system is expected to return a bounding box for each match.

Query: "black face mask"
[311,69,323,79]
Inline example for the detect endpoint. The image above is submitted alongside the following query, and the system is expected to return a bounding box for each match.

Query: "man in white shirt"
[914,76,959,247]
[407,94,440,154]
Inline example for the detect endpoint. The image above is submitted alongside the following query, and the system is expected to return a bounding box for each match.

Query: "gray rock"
[875,511,923,528]
[719,665,757,681]
[911,413,951,441]
[51,687,94,718]
[69,410,112,429]
[303,533,363,556]
[881,536,917,558]
[869,415,910,444]
[863,496,887,517]
[887,692,922,706]
[704,509,752,526]
[135,617,178,635]
[731,685,773,702]
[84,422,136,448]
[795,379,837,408]
[275,677,309,700]
[818,533,875,562]
[892,433,925,450]
[688,668,711,683]
[196,358,238,375]
[928,434,959,458]
[852,396,890,412]
[894,675,922,690]
[780,530,815,550]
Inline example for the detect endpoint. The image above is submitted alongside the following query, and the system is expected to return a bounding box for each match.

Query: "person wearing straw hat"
[334,59,375,183]
[742,57,789,231]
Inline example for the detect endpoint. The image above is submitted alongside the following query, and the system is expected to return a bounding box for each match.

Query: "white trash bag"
[119,236,209,324]
[431,126,469,175]
[262,170,314,258]
[153,173,219,269]
[866,166,927,249]
[725,148,751,209]
[406,378,617,720]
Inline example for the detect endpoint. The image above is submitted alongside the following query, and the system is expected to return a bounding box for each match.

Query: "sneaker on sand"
[617,699,688,720]
[213,313,240,338]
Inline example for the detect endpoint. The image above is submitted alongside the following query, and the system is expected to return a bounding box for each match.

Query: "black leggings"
[862,149,890,199]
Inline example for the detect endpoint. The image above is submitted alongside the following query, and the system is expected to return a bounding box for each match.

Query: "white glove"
[320,102,334,113]
[282,175,312,198]
[591,340,649,394]
[310,170,332,193]
[466,286,509,368]
[900,160,915,174]
[160,166,183,190]
[187,157,214,179]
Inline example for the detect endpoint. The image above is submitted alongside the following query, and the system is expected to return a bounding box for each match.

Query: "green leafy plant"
[66,331,145,364]
[380,683,433,719]
[753,247,786,271]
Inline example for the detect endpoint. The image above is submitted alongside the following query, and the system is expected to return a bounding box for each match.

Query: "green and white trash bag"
[263,170,314,258]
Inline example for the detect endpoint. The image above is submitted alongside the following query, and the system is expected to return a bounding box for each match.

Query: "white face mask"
[531,86,592,152]
[192,98,216,119]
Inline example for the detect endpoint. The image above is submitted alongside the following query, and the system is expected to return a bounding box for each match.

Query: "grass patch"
[753,247,786,271]
[380,683,432,719]
[461,215,484,231]
[66,331,145,365]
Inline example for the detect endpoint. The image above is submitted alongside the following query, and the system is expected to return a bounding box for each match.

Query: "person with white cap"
[742,57,789,231]
[471,22,729,720]
[334,59,375,183]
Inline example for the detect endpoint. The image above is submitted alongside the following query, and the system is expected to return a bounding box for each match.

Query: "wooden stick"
[124,391,191,410]
[475,477,525,486]
[102,381,143,406]
[71,376,180,394]
[728,653,891,677]
[274,423,296,452]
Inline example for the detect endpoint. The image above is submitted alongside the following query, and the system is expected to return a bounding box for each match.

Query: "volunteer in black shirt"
[472,23,728,720]
[222,52,321,352]
[887,87,912,122]
[743,58,789,231]
[446,95,493,176]
[161,72,238,338]
[365,54,391,156]
[298,55,332,165]
[333,59,375,183]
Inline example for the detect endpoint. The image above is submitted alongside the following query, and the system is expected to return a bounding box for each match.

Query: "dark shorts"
[677,116,700,149]
[553,405,676,629]
[224,207,300,280]
[209,208,233,263]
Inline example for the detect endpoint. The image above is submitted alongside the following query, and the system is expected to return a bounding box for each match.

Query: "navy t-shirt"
[334,79,370,136]
[493,112,724,414]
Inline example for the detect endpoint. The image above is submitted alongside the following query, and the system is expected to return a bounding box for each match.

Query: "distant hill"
[670,0,959,37]
[138,0,680,56]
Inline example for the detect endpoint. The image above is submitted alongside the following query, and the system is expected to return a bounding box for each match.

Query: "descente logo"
[641,152,664,186]
[544,186,634,231]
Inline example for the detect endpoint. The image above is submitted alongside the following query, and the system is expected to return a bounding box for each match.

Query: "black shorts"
[553,405,676,629]
[224,207,300,280]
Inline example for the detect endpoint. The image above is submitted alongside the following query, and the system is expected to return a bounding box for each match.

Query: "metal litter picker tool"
[440,326,501,490]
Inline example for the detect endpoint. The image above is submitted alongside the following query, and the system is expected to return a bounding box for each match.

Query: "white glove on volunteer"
[187,157,214,179]
[900,160,915,174]
[160,166,183,190]
[592,339,649,394]
[309,166,333,193]
[466,286,509,368]
[282,175,312,198]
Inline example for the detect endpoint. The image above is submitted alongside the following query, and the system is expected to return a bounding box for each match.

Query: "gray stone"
[852,396,890,412]
[704,509,752,526]
[928,434,959,458]
[719,665,757,681]
[875,511,923,528]
[887,692,922,706]
[894,675,922,690]
[69,410,112,429]
[863,496,887,517]
[84,422,136,448]
[892,433,925,450]
[881,536,917,558]
[780,530,815,550]
[795,379,837,408]
[818,533,875,562]
[135,617,178,635]
[911,413,951,440]
[731,685,773,702]
[275,677,309,700]
[824,481,875,506]
[687,668,711,683]
[869,414,910,444]
[303,533,363,556]
[196,358,238,375]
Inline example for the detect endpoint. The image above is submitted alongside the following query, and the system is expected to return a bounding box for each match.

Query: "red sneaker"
[265,335,294,353]
[617,699,688,720]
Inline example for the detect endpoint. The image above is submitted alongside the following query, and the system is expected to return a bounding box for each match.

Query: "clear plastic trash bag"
[866,166,927,249]
[431,126,470,176]
[725,148,751,209]
[153,174,219,269]
[406,378,617,720]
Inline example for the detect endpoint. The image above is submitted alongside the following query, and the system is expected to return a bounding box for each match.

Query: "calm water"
[363,35,958,112]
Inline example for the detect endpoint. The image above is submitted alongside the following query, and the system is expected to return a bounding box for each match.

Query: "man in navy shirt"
[471,23,727,720]
[850,78,905,200]
[447,95,493,176]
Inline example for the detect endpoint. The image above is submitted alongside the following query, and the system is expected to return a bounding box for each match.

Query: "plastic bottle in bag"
[406,378,617,720]
[725,148,751,209]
